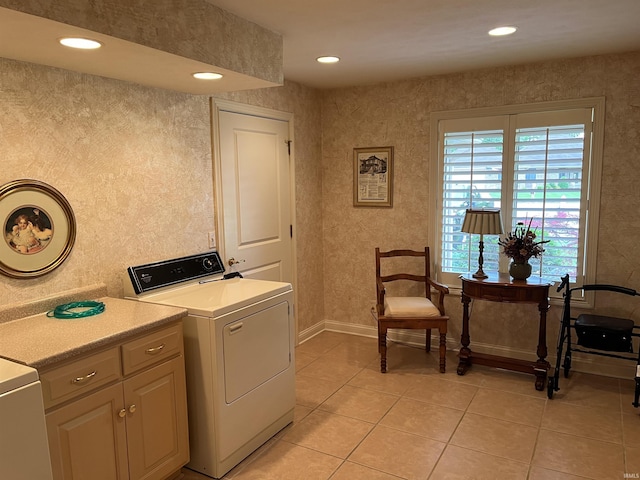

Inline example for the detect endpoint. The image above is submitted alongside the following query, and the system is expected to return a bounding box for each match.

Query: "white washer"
[0,358,54,480]
[125,252,295,479]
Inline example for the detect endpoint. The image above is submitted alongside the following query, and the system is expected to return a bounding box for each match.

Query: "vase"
[509,261,532,280]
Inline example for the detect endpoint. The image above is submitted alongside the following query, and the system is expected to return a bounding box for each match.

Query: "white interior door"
[215,106,293,283]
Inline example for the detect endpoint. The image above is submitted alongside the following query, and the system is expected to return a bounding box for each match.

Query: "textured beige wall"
[321,51,640,356]
[0,58,213,301]
[3,47,639,361]
[0,59,324,335]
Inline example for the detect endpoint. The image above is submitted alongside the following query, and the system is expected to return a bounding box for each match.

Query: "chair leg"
[439,332,447,373]
[379,327,388,373]
[425,328,431,352]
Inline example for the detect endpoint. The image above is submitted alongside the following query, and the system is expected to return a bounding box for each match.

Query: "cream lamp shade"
[461,209,503,278]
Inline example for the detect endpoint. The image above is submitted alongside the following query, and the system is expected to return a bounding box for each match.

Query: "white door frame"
[210,98,298,327]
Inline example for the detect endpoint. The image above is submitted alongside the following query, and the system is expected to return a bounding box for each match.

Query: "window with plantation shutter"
[430,99,604,302]
[441,127,504,276]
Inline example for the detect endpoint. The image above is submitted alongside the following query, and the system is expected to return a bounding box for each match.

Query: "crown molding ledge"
[0,0,283,94]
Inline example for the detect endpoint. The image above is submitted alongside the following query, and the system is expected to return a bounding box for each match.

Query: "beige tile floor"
[182,331,640,480]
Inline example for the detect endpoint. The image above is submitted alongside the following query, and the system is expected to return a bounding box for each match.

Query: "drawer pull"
[145,343,165,355]
[72,370,97,384]
[128,404,137,414]
[118,408,127,418]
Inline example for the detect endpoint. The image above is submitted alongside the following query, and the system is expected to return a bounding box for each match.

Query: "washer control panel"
[127,251,225,294]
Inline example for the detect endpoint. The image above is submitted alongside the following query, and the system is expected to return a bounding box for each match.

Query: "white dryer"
[125,252,294,479]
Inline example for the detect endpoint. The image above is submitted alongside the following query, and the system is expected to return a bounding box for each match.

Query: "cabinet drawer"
[41,347,121,410]
[121,324,183,376]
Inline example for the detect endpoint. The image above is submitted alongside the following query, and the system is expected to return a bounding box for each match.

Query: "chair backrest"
[375,247,432,300]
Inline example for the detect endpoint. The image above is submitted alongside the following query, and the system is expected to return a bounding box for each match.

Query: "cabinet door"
[46,383,129,480]
[123,355,189,480]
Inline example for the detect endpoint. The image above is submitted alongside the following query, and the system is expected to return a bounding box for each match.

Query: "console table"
[457,273,553,391]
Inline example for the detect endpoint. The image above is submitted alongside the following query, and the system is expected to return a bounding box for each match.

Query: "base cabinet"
[43,323,189,480]
[125,357,189,480]
[46,384,129,480]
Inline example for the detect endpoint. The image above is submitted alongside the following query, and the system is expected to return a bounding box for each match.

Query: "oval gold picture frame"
[0,179,76,278]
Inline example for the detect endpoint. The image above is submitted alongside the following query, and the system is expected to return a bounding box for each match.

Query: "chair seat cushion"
[384,296,441,318]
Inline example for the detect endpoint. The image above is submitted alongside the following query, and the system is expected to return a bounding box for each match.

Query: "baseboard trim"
[299,320,637,380]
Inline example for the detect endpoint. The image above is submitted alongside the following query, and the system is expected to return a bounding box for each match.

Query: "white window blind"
[441,128,503,275]
[512,120,590,279]
[432,100,603,298]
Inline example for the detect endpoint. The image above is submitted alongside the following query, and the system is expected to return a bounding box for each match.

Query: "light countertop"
[0,294,186,369]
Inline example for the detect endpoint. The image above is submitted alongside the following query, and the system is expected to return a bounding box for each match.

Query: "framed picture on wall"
[0,179,76,278]
[353,146,393,207]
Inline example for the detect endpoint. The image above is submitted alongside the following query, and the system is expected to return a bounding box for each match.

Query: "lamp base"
[472,269,488,279]
[473,239,488,279]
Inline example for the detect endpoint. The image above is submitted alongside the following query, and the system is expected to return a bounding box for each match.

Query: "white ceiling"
[2,1,639,93]
[206,0,640,89]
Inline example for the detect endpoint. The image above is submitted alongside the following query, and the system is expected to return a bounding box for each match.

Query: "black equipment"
[548,274,640,408]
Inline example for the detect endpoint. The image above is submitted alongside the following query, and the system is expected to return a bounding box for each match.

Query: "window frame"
[429,97,605,305]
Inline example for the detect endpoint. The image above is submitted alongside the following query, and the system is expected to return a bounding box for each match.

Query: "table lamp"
[461,209,503,278]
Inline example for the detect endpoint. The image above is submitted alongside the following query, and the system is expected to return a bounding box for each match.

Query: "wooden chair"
[375,247,450,373]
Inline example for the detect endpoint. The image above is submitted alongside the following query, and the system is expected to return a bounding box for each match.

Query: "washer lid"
[0,358,38,395]
[137,277,292,317]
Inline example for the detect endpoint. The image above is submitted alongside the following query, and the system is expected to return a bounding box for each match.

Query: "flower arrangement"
[498,218,550,264]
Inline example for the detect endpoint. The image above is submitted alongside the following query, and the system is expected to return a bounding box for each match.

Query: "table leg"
[533,300,551,391]
[457,294,472,375]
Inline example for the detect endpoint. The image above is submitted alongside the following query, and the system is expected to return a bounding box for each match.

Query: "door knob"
[227,257,245,267]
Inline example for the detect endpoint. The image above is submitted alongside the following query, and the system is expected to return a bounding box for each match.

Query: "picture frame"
[353,146,393,207]
[0,179,76,278]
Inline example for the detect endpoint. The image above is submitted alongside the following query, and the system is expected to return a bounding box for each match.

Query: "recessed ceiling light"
[59,37,102,49]
[317,56,340,64]
[488,26,517,36]
[192,72,223,80]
